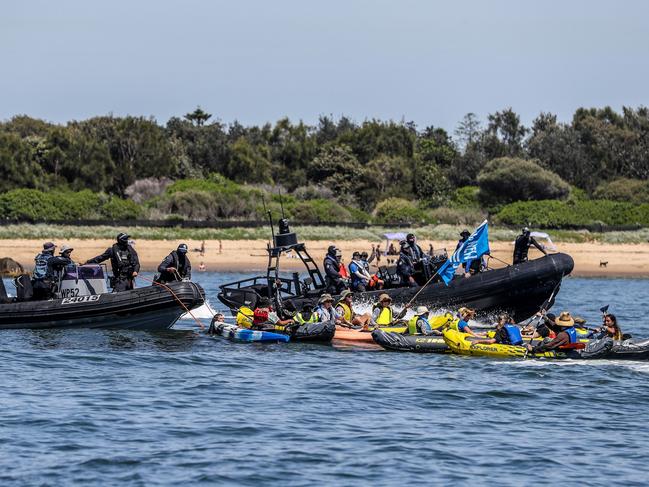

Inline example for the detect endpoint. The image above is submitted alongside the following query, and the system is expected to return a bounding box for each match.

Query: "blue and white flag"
[438,220,490,285]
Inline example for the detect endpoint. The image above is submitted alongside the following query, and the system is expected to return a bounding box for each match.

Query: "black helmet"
[117,232,130,244]
[522,227,530,235]
[327,245,338,257]
[406,233,416,243]
[177,243,188,254]
[352,251,361,259]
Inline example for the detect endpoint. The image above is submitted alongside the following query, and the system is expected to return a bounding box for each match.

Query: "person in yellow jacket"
[370,293,410,327]
[335,290,371,328]
[404,306,441,336]
[295,303,319,325]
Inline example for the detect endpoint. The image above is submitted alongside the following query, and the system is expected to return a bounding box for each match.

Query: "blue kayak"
[212,323,290,343]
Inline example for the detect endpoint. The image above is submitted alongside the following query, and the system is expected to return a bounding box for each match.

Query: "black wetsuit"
[397,250,417,287]
[324,255,345,294]
[513,233,546,264]
[87,243,140,292]
[157,251,192,283]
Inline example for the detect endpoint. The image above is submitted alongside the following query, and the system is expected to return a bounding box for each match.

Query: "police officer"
[48,245,75,290]
[513,227,547,264]
[396,240,417,287]
[85,232,140,292]
[32,241,57,300]
[323,245,346,294]
[406,233,424,261]
[157,243,192,283]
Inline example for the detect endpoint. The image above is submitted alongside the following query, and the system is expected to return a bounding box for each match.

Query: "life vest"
[336,301,353,321]
[339,263,349,279]
[236,306,254,328]
[373,304,393,326]
[253,307,270,325]
[295,311,319,324]
[504,324,523,345]
[33,252,52,280]
[407,315,431,335]
[565,327,578,344]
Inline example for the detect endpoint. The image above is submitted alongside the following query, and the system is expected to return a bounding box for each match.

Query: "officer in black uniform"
[157,243,192,283]
[513,227,547,264]
[85,232,140,292]
[323,245,346,295]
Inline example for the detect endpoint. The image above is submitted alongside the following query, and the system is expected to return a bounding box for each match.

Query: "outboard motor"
[57,264,109,298]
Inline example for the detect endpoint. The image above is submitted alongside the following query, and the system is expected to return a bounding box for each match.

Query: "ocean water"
[1,273,648,486]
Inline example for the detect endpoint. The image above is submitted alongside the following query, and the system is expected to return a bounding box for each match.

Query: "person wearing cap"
[404,306,440,336]
[360,251,384,290]
[526,311,578,353]
[335,290,371,328]
[513,227,547,265]
[47,245,76,287]
[157,243,192,284]
[348,251,371,292]
[397,241,417,287]
[32,242,58,300]
[456,230,471,251]
[371,293,409,327]
[85,232,140,292]
[323,245,347,295]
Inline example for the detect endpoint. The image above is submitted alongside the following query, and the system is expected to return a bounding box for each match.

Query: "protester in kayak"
[251,297,294,329]
[599,313,623,340]
[397,241,417,287]
[315,293,339,324]
[208,312,226,335]
[32,241,57,300]
[335,290,371,328]
[371,293,409,327]
[295,302,319,325]
[513,227,547,264]
[448,307,483,337]
[404,306,441,336]
[86,232,140,292]
[348,251,371,292]
[324,245,346,294]
[475,314,523,345]
[157,243,192,283]
[525,311,578,353]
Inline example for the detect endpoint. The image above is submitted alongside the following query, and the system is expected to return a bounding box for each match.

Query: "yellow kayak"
[443,328,560,359]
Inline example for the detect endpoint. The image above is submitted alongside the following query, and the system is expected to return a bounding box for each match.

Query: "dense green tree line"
[1,106,649,225]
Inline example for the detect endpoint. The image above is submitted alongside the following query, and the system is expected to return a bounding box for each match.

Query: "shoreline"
[2,238,649,278]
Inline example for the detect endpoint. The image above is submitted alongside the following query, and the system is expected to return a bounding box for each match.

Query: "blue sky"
[1,0,648,131]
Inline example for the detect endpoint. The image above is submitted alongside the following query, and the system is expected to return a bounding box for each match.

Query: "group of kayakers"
[28,234,193,300]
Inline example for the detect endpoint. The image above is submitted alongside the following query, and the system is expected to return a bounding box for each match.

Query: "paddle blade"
[600,305,610,314]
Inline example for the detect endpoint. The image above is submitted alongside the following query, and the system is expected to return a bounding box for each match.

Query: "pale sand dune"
[2,238,649,277]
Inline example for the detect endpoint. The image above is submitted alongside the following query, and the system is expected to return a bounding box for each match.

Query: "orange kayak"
[334,326,375,342]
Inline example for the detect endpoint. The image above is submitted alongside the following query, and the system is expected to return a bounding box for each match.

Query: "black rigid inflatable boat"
[371,328,449,353]
[0,279,205,330]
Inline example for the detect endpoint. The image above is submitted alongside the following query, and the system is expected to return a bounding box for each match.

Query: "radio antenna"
[262,194,275,244]
[279,188,286,219]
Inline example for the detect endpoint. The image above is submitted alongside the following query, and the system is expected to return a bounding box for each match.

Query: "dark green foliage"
[307,145,364,201]
[477,157,571,209]
[496,200,649,227]
[373,198,428,224]
[450,186,480,208]
[413,159,453,208]
[592,178,649,204]
[291,199,353,223]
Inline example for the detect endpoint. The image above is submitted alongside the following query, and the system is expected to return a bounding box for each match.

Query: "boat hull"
[0,281,205,330]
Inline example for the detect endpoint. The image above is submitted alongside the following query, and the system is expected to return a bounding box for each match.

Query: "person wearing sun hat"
[448,307,484,337]
[315,293,338,323]
[405,305,440,336]
[526,311,578,353]
[370,293,410,327]
[335,290,371,328]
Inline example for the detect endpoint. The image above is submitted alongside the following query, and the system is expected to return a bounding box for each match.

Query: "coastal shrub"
[125,177,172,203]
[100,197,143,220]
[373,198,428,224]
[450,186,480,208]
[0,189,103,221]
[477,157,570,209]
[291,199,353,223]
[428,206,485,225]
[496,200,649,227]
[593,178,649,204]
[292,184,334,201]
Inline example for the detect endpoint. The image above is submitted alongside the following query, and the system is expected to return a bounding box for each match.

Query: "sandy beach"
[2,238,649,278]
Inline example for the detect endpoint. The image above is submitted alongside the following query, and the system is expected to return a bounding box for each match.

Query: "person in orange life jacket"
[349,251,371,292]
[397,241,417,287]
[324,245,347,295]
[335,290,371,328]
[338,250,350,279]
[252,297,294,328]
[361,251,384,290]
[85,232,139,292]
[157,243,191,283]
[525,311,578,353]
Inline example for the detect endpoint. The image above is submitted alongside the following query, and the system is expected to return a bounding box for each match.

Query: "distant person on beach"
[200,240,205,256]
[199,262,206,272]
[85,232,140,292]
[157,243,191,283]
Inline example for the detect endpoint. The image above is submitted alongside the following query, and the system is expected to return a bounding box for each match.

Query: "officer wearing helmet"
[397,240,417,287]
[85,232,140,292]
[323,245,346,294]
[406,233,424,261]
[513,227,547,265]
[157,243,192,283]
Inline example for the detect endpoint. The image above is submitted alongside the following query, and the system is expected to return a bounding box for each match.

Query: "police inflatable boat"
[0,264,205,330]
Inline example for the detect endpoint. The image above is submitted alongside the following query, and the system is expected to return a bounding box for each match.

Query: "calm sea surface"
[1,273,648,486]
